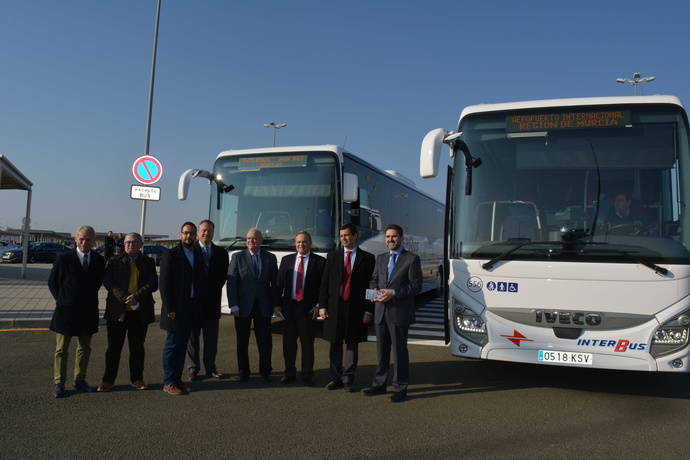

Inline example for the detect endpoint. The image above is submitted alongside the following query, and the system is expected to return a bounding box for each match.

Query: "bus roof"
[216,145,443,206]
[458,95,685,124]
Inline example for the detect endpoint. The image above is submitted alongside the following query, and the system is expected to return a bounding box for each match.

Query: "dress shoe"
[178,381,191,393]
[189,371,199,381]
[261,374,272,383]
[362,385,386,396]
[390,389,407,402]
[208,371,222,379]
[302,375,314,386]
[231,374,250,383]
[326,381,344,390]
[344,384,356,393]
[73,380,94,393]
[97,382,114,392]
[52,383,66,398]
[280,375,295,385]
[163,384,183,396]
[130,380,147,390]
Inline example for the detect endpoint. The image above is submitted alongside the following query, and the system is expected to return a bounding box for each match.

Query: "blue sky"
[1,0,689,237]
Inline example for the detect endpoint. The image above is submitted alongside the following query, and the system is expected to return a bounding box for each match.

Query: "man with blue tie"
[362,224,422,402]
[227,228,280,382]
[187,220,229,380]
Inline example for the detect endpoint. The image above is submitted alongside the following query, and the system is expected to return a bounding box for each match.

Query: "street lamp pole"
[263,122,288,147]
[615,72,656,96]
[140,0,162,239]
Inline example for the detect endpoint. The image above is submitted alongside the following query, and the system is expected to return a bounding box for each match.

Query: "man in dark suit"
[159,222,204,396]
[362,224,422,402]
[318,223,375,392]
[277,231,326,386]
[227,228,279,382]
[97,232,158,392]
[48,225,105,398]
[187,219,229,380]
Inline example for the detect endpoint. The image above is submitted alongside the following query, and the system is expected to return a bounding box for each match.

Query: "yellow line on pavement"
[0,328,50,332]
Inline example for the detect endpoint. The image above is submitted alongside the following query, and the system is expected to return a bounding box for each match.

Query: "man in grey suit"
[362,224,422,402]
[227,228,280,382]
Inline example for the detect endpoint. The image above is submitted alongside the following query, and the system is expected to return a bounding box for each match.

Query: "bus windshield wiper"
[221,237,245,249]
[600,247,669,276]
[482,241,563,271]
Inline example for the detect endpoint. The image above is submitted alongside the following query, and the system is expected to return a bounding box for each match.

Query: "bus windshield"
[451,105,690,264]
[210,152,338,252]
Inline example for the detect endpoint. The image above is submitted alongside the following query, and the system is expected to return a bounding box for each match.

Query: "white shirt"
[76,248,89,266]
[292,252,310,300]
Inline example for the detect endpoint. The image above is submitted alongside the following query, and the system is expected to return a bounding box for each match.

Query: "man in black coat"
[318,223,375,391]
[186,220,229,380]
[97,232,158,392]
[48,225,105,398]
[159,222,204,396]
[103,230,115,260]
[276,231,326,385]
[227,228,280,382]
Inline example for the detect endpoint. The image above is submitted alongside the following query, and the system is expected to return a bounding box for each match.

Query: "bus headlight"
[452,300,487,346]
[651,310,690,357]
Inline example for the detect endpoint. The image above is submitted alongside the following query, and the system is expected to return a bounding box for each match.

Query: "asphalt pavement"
[3,319,690,459]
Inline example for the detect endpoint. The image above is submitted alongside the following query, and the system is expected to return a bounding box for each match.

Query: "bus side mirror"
[178,169,195,200]
[178,168,212,200]
[420,128,447,179]
[343,173,359,203]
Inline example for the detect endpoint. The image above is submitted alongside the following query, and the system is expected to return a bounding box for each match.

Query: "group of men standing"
[49,220,422,403]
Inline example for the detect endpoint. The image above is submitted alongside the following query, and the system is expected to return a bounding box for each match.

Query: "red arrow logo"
[500,330,533,347]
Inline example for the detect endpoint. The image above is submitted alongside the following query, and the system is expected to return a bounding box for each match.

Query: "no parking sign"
[132,155,163,185]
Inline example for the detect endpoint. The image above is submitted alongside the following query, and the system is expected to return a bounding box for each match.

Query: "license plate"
[538,350,593,365]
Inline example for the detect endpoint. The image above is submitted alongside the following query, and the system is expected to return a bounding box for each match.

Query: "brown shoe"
[130,380,147,390]
[163,384,183,396]
[96,382,114,392]
[178,381,191,393]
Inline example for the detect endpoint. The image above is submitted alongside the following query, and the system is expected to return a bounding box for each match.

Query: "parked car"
[1,241,71,263]
[143,244,168,266]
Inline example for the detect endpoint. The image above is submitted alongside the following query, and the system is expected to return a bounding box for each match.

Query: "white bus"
[420,96,690,372]
[179,145,444,311]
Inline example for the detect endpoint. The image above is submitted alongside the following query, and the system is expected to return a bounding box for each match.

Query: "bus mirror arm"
[454,139,481,195]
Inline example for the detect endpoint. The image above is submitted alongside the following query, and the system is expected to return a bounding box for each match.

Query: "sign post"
[132,155,163,237]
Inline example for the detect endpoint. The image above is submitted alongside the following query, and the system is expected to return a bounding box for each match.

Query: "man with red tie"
[277,231,326,385]
[318,224,375,392]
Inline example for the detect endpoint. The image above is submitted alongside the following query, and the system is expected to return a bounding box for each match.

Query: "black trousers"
[102,312,148,383]
[234,303,272,377]
[372,312,410,391]
[282,301,315,377]
[187,318,220,374]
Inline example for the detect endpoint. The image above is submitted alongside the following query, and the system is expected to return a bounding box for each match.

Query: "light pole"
[616,72,656,96]
[263,122,287,147]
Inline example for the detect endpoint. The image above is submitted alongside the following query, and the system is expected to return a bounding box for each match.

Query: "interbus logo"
[535,310,603,327]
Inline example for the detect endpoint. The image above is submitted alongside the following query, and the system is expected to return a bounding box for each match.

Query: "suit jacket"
[198,242,230,320]
[370,249,423,326]
[159,244,204,332]
[48,250,105,336]
[318,247,375,343]
[277,252,326,317]
[103,252,158,325]
[227,248,279,318]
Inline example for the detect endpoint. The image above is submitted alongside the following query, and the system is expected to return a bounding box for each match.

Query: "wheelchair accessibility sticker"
[486,281,518,293]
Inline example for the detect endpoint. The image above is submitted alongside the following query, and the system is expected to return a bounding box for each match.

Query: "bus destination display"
[239,155,308,171]
[506,111,631,132]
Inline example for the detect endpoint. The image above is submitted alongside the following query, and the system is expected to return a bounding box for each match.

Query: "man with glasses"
[97,232,158,392]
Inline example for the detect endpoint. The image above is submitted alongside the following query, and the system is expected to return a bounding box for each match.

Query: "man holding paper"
[98,232,158,392]
[362,224,422,402]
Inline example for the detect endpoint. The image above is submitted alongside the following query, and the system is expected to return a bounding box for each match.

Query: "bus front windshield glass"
[452,105,690,264]
[211,152,338,252]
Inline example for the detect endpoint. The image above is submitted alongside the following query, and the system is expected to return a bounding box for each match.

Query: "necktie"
[252,253,260,278]
[341,250,352,302]
[295,256,304,301]
[387,252,397,280]
[82,253,89,270]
